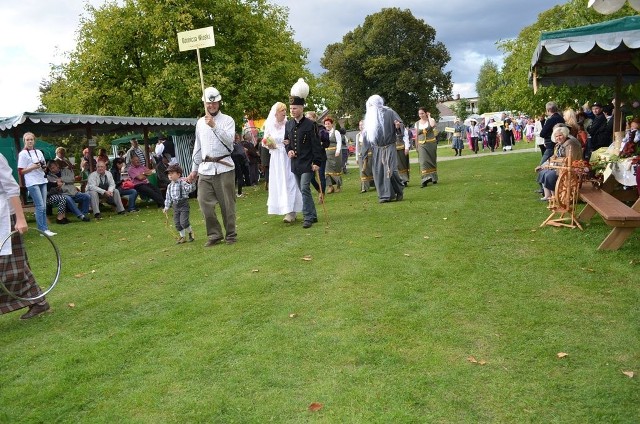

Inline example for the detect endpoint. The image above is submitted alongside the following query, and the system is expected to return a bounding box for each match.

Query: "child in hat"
[163,164,196,244]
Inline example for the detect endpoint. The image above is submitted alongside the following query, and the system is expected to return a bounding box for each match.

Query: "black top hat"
[289,96,305,106]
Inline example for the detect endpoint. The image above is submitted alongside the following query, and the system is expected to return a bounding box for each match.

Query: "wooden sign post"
[177,26,216,113]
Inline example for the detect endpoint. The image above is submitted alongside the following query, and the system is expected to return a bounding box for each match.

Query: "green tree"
[320,8,451,123]
[487,0,638,116]
[40,0,309,124]
[475,59,502,114]
[452,98,469,122]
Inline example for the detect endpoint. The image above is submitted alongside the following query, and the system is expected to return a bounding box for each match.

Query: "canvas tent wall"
[0,136,56,182]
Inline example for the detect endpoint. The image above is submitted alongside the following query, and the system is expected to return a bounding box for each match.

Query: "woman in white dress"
[262,102,302,223]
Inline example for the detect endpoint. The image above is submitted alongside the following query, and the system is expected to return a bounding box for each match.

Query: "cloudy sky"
[0,0,566,117]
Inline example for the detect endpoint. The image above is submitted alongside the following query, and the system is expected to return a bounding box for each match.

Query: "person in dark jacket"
[241,132,260,185]
[539,101,565,164]
[284,78,323,229]
[586,101,609,158]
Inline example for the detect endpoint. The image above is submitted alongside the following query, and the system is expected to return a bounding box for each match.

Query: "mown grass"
[1,150,638,423]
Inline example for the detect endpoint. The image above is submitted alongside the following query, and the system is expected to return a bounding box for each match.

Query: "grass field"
[1,148,638,423]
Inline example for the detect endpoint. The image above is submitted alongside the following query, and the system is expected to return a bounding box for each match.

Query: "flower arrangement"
[570,159,591,176]
[619,141,639,158]
[262,136,277,149]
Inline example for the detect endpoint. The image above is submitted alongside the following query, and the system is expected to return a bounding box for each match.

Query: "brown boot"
[176,237,186,244]
[20,302,51,320]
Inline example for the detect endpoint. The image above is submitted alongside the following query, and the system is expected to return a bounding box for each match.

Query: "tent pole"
[614,73,622,132]
[87,124,94,173]
[143,126,151,169]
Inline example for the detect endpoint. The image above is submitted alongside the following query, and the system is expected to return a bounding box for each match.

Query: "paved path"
[345,147,538,167]
[426,146,538,163]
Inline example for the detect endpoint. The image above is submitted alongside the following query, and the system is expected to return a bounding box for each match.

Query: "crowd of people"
[10,130,193,240]
[533,99,639,202]
[5,80,640,321]
[11,95,634,242]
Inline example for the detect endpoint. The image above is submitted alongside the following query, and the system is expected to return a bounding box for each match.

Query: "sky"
[0,0,567,117]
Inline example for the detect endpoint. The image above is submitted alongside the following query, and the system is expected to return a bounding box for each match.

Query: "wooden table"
[578,174,640,250]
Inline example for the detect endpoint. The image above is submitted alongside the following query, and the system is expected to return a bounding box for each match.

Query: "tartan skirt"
[0,215,44,314]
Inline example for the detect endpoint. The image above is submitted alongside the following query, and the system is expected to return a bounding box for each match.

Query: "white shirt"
[329,129,342,152]
[155,142,165,158]
[191,112,236,175]
[87,171,116,194]
[534,120,545,146]
[402,128,410,149]
[0,153,20,255]
[17,149,47,187]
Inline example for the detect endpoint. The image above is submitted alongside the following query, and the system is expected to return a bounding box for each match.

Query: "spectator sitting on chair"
[80,148,96,176]
[126,138,146,167]
[86,161,126,218]
[111,158,139,212]
[127,155,164,207]
[155,155,171,191]
[45,161,91,222]
[96,148,110,168]
[54,147,74,171]
[44,169,79,225]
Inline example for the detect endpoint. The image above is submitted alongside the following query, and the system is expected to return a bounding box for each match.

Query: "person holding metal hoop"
[0,153,51,320]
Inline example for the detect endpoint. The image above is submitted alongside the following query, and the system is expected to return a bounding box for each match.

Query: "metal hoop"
[0,229,61,302]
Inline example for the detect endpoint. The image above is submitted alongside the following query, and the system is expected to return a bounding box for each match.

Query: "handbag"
[121,180,135,190]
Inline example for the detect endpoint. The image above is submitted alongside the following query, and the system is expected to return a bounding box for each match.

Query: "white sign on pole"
[177,26,215,52]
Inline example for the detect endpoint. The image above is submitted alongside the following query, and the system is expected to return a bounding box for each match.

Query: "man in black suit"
[284,78,323,229]
[587,102,609,157]
[539,101,565,164]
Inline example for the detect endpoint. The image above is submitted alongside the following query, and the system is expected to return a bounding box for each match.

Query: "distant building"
[439,94,480,117]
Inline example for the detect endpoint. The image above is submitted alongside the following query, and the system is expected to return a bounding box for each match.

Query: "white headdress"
[289,78,309,105]
[364,94,386,143]
[263,102,287,139]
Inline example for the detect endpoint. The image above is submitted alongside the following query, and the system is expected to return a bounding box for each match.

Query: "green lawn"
[1,150,638,423]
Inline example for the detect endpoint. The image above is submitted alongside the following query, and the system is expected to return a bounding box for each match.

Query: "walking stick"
[315,169,329,231]
[163,210,178,240]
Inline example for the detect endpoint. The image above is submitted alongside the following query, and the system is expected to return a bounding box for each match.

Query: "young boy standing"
[163,164,196,244]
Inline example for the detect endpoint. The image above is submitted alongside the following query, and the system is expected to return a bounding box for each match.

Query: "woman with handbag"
[111,158,139,212]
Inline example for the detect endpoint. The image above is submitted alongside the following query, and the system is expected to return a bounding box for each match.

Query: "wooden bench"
[578,185,640,250]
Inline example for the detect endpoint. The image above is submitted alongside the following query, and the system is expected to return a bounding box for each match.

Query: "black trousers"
[135,183,164,206]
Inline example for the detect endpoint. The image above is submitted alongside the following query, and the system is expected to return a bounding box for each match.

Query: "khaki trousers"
[197,171,236,242]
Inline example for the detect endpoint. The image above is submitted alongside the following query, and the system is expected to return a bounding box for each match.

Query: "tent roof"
[0,112,197,137]
[530,16,640,88]
[111,133,159,146]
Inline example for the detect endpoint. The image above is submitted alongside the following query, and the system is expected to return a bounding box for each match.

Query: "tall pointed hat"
[289,78,309,106]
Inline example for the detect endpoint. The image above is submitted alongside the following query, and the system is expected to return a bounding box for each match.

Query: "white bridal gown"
[266,124,302,215]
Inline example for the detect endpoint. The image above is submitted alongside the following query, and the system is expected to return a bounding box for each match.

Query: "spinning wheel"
[540,163,583,229]
[550,169,581,213]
